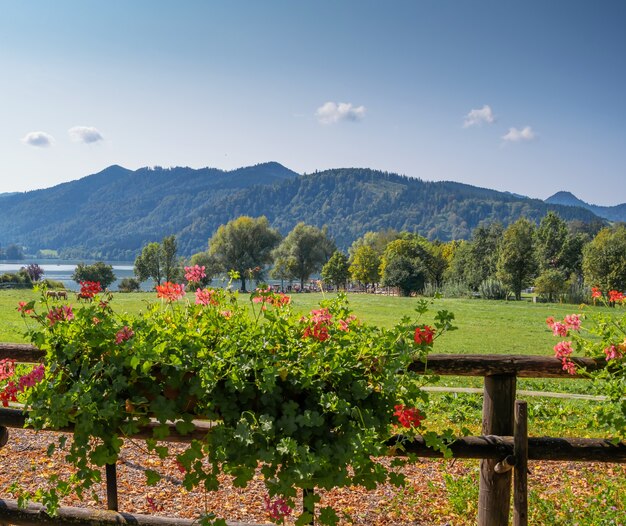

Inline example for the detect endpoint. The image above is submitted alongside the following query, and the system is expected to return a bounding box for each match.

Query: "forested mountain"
[0,163,604,259]
[545,191,626,222]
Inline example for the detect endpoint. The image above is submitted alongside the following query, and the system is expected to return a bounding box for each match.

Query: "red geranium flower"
[414,325,435,345]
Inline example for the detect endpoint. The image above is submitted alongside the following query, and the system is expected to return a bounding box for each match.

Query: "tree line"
[129,213,625,302]
[7,212,621,302]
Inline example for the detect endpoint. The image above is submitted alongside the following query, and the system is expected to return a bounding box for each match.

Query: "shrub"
[118,277,141,292]
[479,278,508,300]
[12,281,456,524]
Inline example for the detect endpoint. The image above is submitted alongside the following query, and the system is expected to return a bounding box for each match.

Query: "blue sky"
[1,1,624,204]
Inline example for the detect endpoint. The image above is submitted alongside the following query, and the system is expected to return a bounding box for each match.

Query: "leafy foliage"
[71,262,116,289]
[15,284,455,524]
[272,223,335,289]
[208,216,281,292]
[321,251,350,289]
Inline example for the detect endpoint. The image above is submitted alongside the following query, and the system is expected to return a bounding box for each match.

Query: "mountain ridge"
[545,191,626,222]
[0,163,607,259]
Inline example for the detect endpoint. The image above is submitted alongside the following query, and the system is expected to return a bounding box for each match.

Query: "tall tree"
[321,251,351,290]
[496,218,538,300]
[535,212,568,271]
[134,242,164,285]
[72,261,116,289]
[161,235,182,284]
[208,216,281,292]
[272,222,335,289]
[349,245,381,289]
[467,223,503,289]
[380,237,431,296]
[582,225,626,292]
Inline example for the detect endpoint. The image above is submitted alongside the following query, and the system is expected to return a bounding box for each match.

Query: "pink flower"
[220,310,233,319]
[0,359,15,381]
[18,365,45,390]
[195,288,218,306]
[393,405,424,428]
[156,282,185,302]
[17,301,33,315]
[414,326,435,345]
[563,314,581,332]
[604,345,623,361]
[551,322,568,337]
[46,305,74,326]
[184,265,206,284]
[337,319,350,332]
[115,326,135,345]
[553,340,573,360]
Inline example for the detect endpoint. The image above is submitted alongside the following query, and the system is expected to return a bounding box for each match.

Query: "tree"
[380,238,430,296]
[72,262,116,289]
[208,216,281,292]
[134,235,182,286]
[348,229,401,259]
[321,251,350,290]
[496,218,538,300]
[5,244,24,260]
[161,235,182,284]
[582,225,626,292]
[22,263,44,283]
[467,223,503,290]
[535,212,568,272]
[272,222,335,289]
[349,245,381,289]
[534,269,567,303]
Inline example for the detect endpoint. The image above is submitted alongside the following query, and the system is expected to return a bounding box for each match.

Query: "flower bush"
[15,278,455,525]
[547,288,626,436]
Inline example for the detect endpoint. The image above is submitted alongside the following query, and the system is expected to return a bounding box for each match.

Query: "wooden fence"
[0,343,625,526]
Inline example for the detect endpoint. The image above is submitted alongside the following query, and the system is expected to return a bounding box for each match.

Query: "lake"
[0,260,152,291]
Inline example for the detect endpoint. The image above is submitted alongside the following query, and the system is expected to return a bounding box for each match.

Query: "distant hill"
[545,191,626,222]
[0,163,605,259]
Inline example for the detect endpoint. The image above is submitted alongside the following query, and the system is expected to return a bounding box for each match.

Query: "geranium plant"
[547,287,626,436]
[15,275,456,525]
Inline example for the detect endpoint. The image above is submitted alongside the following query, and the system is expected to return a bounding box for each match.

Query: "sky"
[1,0,625,205]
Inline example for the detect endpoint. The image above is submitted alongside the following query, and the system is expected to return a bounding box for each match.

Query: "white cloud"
[463,105,495,128]
[315,102,366,124]
[68,126,104,144]
[21,131,54,147]
[502,126,535,142]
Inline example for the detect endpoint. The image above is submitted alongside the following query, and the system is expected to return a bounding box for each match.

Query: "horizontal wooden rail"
[0,498,263,526]
[2,408,624,463]
[0,343,607,378]
[413,354,605,377]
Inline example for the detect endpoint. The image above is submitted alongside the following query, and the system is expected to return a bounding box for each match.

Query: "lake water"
[0,260,152,291]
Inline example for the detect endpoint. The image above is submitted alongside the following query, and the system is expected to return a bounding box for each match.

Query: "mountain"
[0,164,605,259]
[545,191,626,223]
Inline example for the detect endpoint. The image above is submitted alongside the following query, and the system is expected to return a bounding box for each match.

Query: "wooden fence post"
[478,374,516,526]
[106,463,119,511]
[514,401,528,526]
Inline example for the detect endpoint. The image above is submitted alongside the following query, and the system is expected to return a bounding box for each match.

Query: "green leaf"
[319,506,340,525]
[145,469,161,486]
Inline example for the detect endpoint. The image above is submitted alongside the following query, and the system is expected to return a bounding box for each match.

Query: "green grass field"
[0,288,617,437]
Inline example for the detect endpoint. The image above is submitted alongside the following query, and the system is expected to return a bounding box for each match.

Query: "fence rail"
[0,343,624,526]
